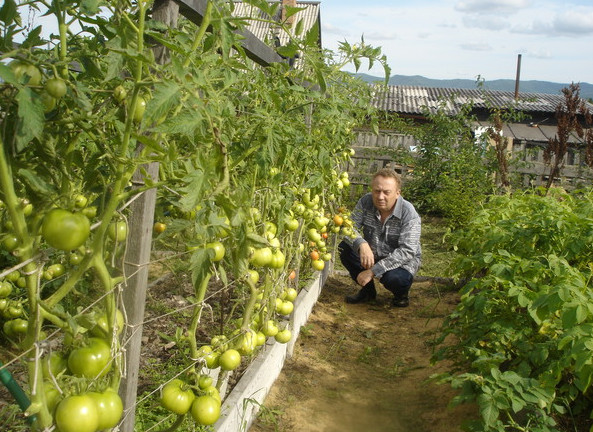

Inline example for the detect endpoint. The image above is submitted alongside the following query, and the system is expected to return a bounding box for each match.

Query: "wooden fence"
[345,128,593,193]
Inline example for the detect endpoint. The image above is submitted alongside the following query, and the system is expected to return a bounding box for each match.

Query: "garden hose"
[0,360,34,422]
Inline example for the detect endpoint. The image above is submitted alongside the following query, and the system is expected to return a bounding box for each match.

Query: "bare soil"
[249,273,478,432]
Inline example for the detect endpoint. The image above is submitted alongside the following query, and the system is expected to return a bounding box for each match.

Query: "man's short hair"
[372,168,401,190]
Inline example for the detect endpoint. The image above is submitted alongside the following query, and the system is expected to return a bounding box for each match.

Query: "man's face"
[371,175,400,214]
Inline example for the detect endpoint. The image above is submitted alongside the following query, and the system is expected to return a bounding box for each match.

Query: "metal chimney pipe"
[514,54,522,99]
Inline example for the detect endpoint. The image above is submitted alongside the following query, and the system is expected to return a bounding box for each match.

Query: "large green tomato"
[249,247,273,267]
[190,395,221,425]
[42,209,90,251]
[219,349,241,371]
[10,61,42,86]
[87,389,123,430]
[54,394,99,432]
[160,379,195,415]
[68,338,112,379]
[269,249,286,269]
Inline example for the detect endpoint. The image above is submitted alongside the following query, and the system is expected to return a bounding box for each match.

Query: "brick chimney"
[282,0,297,25]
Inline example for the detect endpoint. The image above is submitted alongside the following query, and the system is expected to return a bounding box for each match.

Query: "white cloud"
[524,49,553,59]
[455,0,532,14]
[462,14,509,30]
[553,10,593,35]
[460,42,493,51]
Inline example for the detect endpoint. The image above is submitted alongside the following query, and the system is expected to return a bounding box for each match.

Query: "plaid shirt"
[347,193,422,278]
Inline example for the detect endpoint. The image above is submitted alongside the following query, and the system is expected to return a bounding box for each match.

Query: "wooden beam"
[174,0,286,66]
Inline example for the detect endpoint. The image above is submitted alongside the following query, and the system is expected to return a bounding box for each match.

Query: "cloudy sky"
[319,0,593,84]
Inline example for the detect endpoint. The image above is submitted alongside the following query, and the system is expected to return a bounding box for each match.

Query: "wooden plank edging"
[215,266,330,431]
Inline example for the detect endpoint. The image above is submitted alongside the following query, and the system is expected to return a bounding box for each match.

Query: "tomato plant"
[0,0,386,429]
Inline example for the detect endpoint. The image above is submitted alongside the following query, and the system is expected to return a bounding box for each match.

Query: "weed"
[357,345,381,364]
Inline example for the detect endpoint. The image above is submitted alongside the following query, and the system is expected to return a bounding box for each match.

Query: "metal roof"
[231,1,321,66]
[371,85,593,116]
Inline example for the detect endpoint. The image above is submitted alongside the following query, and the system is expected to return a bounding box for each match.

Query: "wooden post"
[118,3,178,431]
[119,163,160,432]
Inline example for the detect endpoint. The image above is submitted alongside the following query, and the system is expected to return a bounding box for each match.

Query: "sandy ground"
[249,274,478,432]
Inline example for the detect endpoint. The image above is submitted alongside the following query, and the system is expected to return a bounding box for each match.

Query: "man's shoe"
[391,296,409,308]
[345,289,377,304]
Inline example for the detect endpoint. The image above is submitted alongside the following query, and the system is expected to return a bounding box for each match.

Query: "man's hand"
[356,269,374,287]
[359,243,374,269]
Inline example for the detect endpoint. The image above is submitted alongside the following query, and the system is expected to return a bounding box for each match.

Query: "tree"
[543,83,587,191]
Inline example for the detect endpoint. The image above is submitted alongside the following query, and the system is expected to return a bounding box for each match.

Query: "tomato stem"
[183,0,213,69]
[188,272,213,359]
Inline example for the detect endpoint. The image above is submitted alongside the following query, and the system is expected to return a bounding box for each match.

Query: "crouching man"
[339,168,422,307]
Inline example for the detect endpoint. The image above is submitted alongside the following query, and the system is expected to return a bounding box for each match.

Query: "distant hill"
[353,73,593,101]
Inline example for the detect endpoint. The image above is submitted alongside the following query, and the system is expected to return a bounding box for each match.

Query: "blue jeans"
[338,240,413,299]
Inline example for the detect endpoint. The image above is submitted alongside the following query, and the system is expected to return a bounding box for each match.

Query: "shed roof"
[372,85,593,116]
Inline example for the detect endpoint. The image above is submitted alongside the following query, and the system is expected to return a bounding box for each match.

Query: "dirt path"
[249,274,477,432]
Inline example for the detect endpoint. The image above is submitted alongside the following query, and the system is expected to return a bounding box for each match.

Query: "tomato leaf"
[21,25,43,48]
[0,0,17,25]
[17,168,56,197]
[145,81,181,125]
[15,88,44,152]
[81,0,100,15]
[304,23,319,47]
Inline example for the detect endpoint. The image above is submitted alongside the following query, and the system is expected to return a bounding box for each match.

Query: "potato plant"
[0,0,387,430]
[432,188,593,432]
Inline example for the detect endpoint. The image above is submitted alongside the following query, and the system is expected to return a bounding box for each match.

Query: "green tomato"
[42,351,67,379]
[69,252,83,265]
[108,221,128,242]
[10,61,42,86]
[42,209,90,251]
[91,309,125,338]
[249,247,273,267]
[45,77,67,98]
[261,320,278,338]
[87,389,123,430]
[0,281,13,298]
[246,269,259,285]
[269,249,286,269]
[133,97,146,122]
[190,395,221,425]
[286,218,299,232]
[236,330,257,356]
[68,337,112,379]
[206,241,225,262]
[113,85,127,103]
[198,375,213,390]
[277,300,294,316]
[274,328,292,344]
[284,287,298,302]
[219,349,241,371]
[160,379,195,415]
[2,235,19,252]
[74,194,88,209]
[54,394,99,432]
